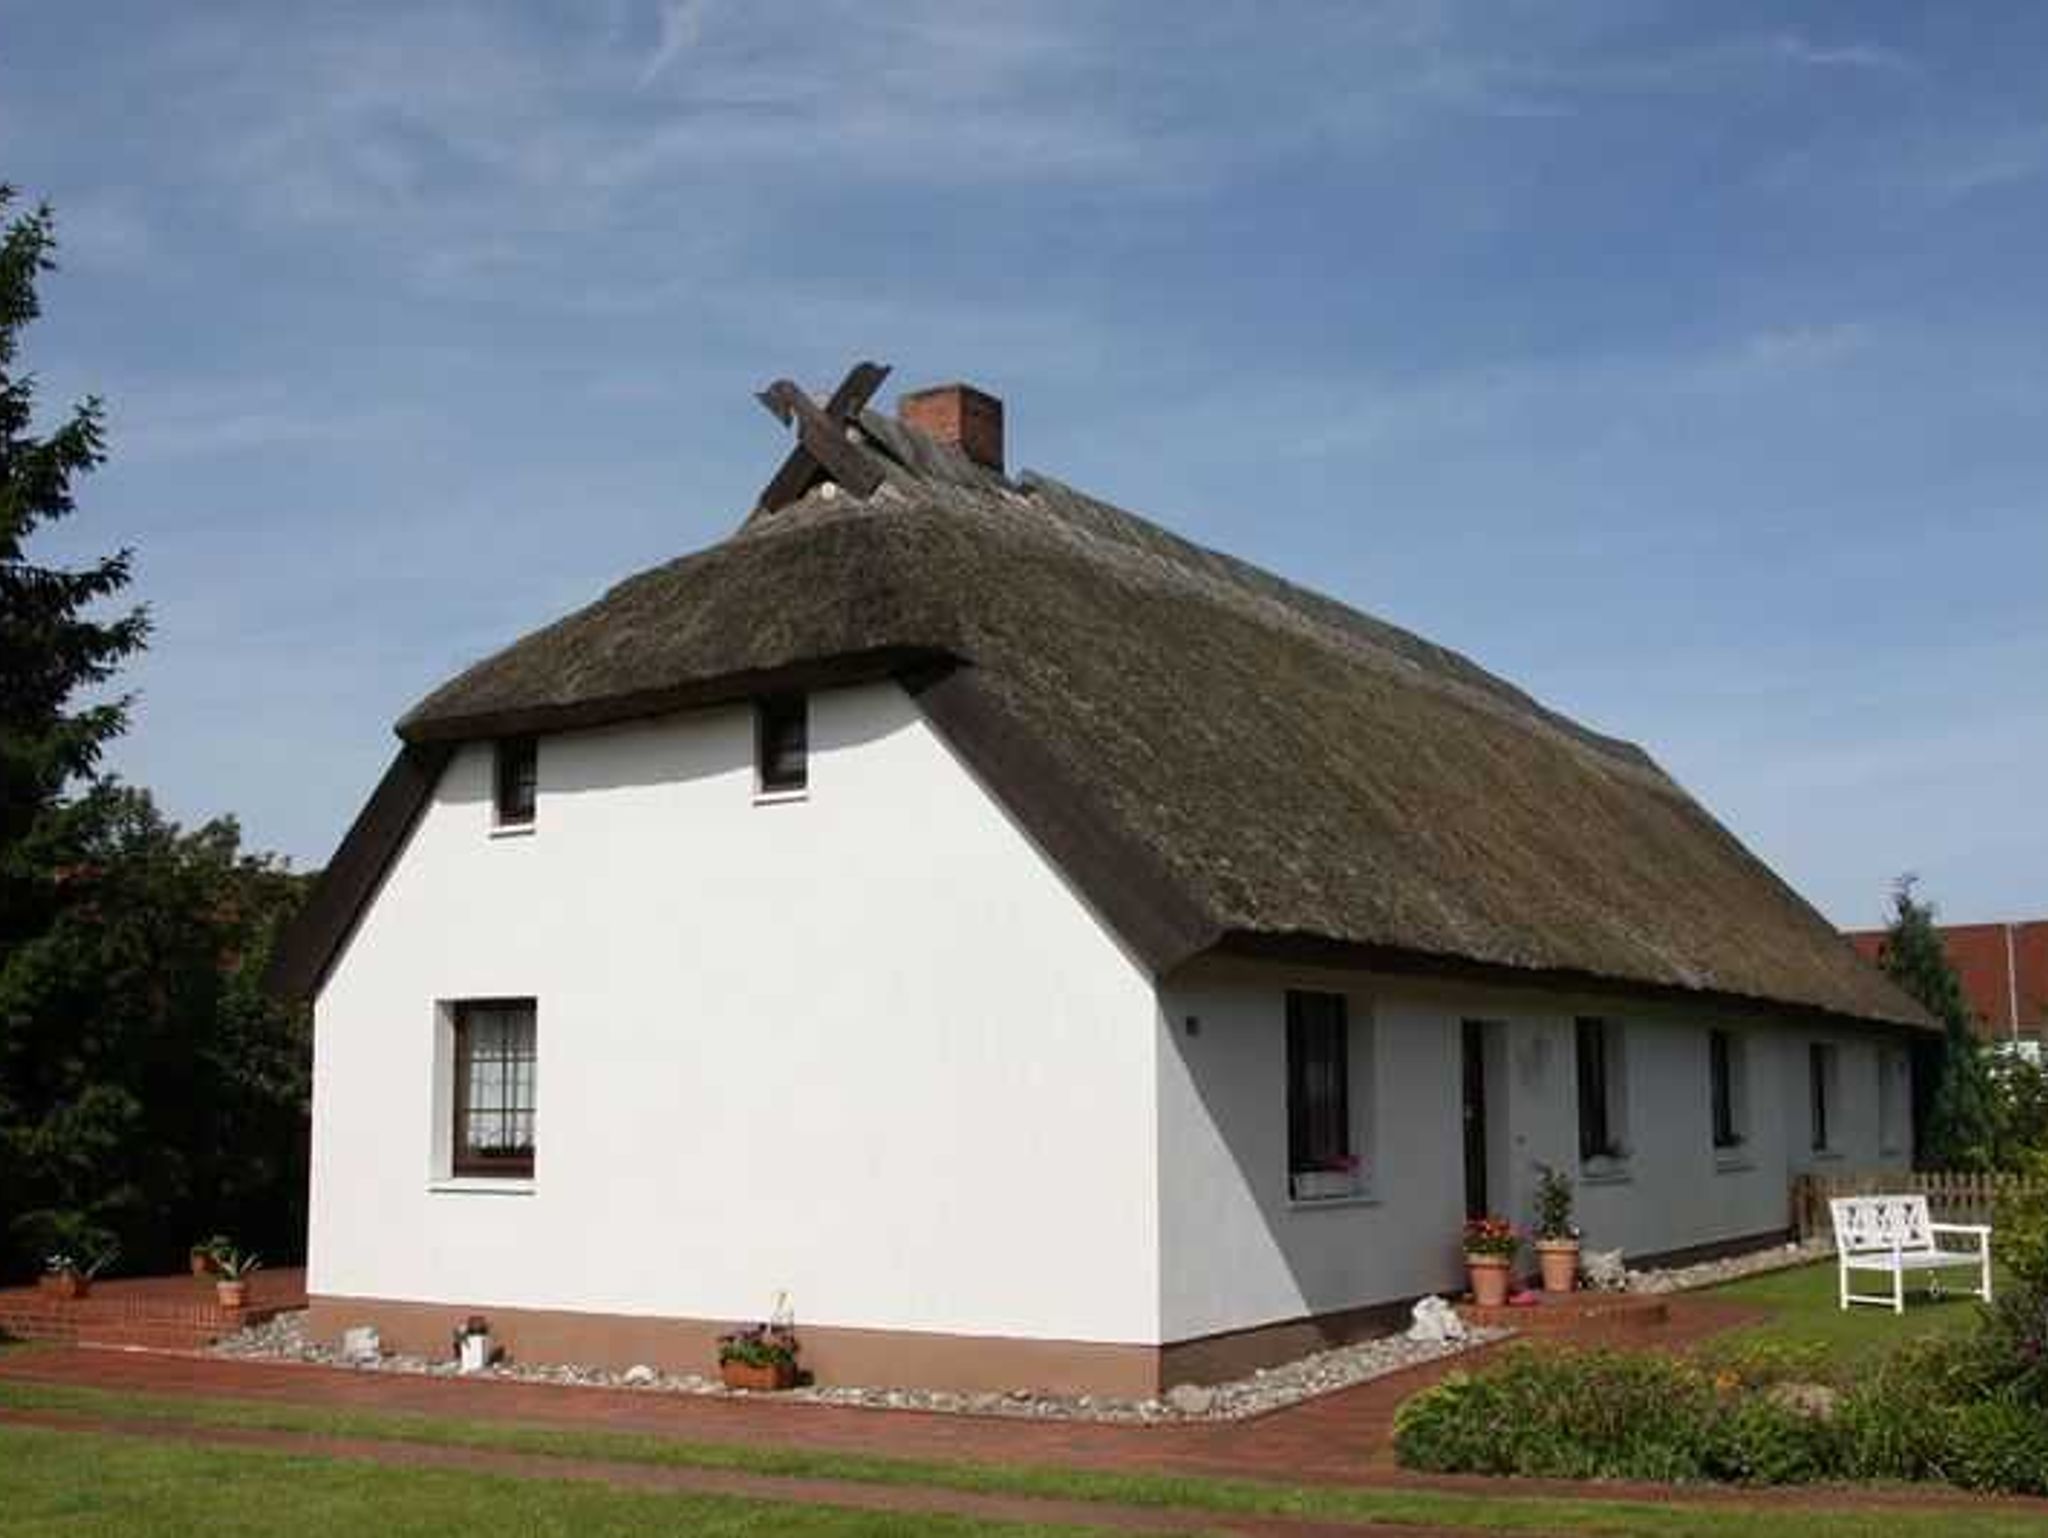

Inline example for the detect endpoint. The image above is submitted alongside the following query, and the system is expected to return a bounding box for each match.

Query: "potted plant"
[189,1234,231,1276]
[1531,1164,1581,1294]
[718,1294,800,1391]
[39,1239,117,1301]
[213,1247,262,1310]
[452,1315,495,1373]
[1462,1215,1518,1308]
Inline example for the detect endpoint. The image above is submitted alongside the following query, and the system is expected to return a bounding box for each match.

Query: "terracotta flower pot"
[215,1279,248,1310]
[40,1270,88,1301]
[1465,1254,1512,1308]
[719,1358,796,1392]
[189,1249,216,1277]
[1535,1239,1580,1294]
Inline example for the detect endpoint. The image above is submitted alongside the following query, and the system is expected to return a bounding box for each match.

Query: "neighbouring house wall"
[310,681,1159,1371]
[1156,959,1916,1348]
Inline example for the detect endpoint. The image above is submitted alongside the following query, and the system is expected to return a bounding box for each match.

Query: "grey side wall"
[1156,957,1915,1345]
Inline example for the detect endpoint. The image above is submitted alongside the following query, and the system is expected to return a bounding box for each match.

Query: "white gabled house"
[274,366,1932,1394]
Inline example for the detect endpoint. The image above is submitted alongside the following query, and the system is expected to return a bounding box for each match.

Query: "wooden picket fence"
[1791,1169,2044,1240]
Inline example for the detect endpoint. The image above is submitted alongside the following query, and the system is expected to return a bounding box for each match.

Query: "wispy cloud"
[1772,34,1913,73]
[637,0,704,87]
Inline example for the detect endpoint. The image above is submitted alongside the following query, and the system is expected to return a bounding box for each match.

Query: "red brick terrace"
[0,1266,306,1352]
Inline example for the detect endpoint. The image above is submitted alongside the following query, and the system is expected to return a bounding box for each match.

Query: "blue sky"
[4,0,2044,927]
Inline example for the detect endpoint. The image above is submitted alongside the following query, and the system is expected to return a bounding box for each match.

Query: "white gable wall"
[310,680,1159,1345]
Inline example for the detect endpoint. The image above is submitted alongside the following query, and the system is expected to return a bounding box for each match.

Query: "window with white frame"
[1285,990,1371,1201]
[450,999,537,1179]
[1575,1016,1630,1166]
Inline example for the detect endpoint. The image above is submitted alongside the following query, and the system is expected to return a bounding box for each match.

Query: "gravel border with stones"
[206,1243,1829,1423]
[1623,1237,1835,1295]
[210,1310,1510,1424]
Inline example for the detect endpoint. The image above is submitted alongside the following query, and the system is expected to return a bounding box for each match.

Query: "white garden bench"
[1829,1194,1993,1314]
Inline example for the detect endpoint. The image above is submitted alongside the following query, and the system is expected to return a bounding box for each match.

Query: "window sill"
[488,823,536,840]
[1714,1152,1756,1174]
[1288,1191,1380,1212]
[429,1177,535,1196]
[751,789,808,807]
[1810,1148,1845,1163]
[1580,1161,1633,1186]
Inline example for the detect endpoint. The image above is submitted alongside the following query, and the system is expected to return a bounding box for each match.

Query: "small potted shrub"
[38,1234,118,1301]
[1462,1215,1518,1308]
[718,1294,800,1391]
[189,1234,231,1276]
[213,1247,262,1310]
[1531,1164,1581,1293]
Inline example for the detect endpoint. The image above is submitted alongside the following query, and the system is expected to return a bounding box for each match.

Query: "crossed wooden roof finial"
[753,360,891,515]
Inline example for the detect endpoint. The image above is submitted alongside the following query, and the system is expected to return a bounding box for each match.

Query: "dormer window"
[494,737,537,829]
[755,694,808,797]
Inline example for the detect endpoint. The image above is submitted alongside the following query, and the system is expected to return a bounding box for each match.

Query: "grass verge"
[0,1377,2042,1536]
[0,1422,1108,1537]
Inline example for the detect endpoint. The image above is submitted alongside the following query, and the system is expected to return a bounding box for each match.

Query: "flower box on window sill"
[1579,1155,1632,1186]
[1289,1168,1366,1203]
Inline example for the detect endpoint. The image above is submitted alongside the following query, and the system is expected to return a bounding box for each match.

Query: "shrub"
[1692,1336,1831,1390]
[1532,1165,1577,1243]
[1942,1401,2048,1496]
[1394,1348,1725,1482]
[1396,1330,2048,1495]
[1702,1395,1838,1485]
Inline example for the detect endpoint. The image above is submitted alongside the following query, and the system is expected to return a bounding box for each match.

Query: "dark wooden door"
[1461,1020,1489,1219]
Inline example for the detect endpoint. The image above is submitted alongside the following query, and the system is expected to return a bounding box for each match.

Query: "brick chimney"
[898,383,1004,473]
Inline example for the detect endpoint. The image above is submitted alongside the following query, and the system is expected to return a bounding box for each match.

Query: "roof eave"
[1204,929,1940,1036]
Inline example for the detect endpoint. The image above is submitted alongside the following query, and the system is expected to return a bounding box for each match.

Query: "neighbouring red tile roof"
[1846,920,2048,1044]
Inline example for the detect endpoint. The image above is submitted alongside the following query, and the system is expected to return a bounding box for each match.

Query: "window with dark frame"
[1709,1029,1741,1149]
[1810,1042,1835,1152]
[494,737,537,828]
[1285,990,1352,1192]
[1575,1016,1616,1162]
[453,1000,536,1179]
[755,694,808,795]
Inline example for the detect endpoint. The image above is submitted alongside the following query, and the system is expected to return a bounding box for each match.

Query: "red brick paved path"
[0,1294,1776,1485]
[5,1295,2035,1525]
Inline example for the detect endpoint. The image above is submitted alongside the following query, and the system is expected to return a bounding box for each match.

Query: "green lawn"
[3,1381,2044,1537]
[0,1424,1103,1537]
[1700,1259,2001,1378]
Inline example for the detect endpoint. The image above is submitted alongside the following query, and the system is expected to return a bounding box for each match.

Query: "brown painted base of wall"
[307,1292,1418,1397]
[1158,1298,1414,1387]
[313,1236,1794,1398]
[307,1296,1161,1397]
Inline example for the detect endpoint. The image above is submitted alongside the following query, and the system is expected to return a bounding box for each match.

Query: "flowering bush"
[1462,1215,1518,1259]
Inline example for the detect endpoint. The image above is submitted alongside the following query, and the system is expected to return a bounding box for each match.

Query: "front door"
[1461,1019,1489,1219]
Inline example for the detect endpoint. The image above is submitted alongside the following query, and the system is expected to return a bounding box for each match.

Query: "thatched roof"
[282,388,1928,1031]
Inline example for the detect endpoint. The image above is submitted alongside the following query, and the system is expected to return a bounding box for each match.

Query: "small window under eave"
[494,737,537,828]
[755,694,808,797]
